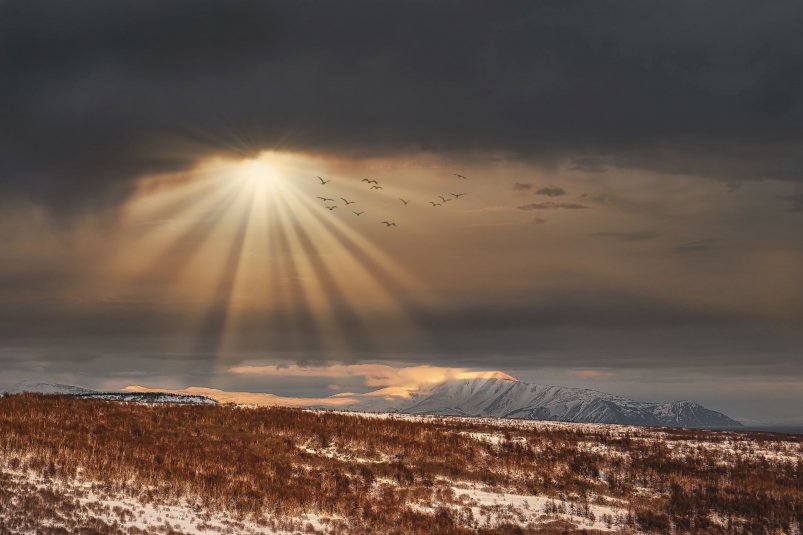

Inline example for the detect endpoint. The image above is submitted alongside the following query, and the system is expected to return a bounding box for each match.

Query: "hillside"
[381,376,740,427]
[4,381,216,405]
[0,394,799,534]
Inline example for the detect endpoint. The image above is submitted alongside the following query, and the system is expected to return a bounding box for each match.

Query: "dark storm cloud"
[535,186,567,197]
[2,288,801,371]
[3,0,803,212]
[518,202,588,211]
[568,157,609,173]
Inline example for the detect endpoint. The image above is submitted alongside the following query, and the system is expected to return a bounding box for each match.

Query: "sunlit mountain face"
[1,0,803,425]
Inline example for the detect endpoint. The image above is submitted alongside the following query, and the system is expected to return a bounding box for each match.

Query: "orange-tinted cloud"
[227,363,515,391]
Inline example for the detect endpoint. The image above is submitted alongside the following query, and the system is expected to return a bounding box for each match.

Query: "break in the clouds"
[4,0,803,212]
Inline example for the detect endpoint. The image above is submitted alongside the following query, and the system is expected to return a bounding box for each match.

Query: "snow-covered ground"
[0,464,330,535]
[1,395,799,534]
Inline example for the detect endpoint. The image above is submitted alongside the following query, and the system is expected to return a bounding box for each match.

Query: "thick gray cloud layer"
[3,0,803,211]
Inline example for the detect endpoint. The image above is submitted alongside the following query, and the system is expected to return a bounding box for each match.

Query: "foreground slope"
[0,394,799,535]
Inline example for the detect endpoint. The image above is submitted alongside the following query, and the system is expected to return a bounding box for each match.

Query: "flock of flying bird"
[313,173,468,228]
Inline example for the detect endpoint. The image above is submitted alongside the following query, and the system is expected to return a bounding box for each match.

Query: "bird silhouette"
[381,221,396,227]
[429,202,442,207]
[361,178,378,184]
[450,193,465,198]
[370,185,384,190]
[316,196,335,203]
[454,173,468,180]
[353,211,365,216]
[438,195,448,202]
[399,198,409,205]
[317,176,331,185]
[341,197,356,205]
[325,205,337,211]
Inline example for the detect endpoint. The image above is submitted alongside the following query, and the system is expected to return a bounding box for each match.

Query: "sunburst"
[106,151,428,377]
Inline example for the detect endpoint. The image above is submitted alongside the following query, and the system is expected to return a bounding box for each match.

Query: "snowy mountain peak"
[344,375,741,428]
[456,370,517,382]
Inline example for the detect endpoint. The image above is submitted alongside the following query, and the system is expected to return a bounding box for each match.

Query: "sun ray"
[267,187,323,354]
[190,190,256,373]
[103,150,442,365]
[282,200,375,355]
[140,185,243,287]
[282,181,432,326]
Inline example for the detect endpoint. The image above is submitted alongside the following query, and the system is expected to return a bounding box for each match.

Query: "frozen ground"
[1,396,800,534]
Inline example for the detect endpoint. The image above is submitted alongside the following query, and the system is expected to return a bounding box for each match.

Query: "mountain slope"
[3,380,95,396]
[3,381,216,405]
[345,376,741,428]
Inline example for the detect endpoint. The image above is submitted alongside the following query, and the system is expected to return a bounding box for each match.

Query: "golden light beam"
[105,150,439,364]
[268,184,361,354]
[191,189,256,370]
[281,196,376,354]
[140,185,243,285]
[281,180,431,324]
[266,184,323,354]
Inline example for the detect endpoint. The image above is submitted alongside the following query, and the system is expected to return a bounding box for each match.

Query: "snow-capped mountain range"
[4,374,741,428]
[344,373,740,427]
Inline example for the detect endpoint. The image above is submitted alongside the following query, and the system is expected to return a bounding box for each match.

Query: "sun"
[234,155,280,189]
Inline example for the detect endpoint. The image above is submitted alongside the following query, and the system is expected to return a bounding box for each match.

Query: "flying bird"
[361,178,378,184]
[341,197,356,205]
[399,198,409,205]
[438,195,448,202]
[353,211,365,216]
[454,173,468,180]
[381,221,397,227]
[370,185,384,190]
[429,202,442,207]
[325,205,337,211]
[316,196,335,203]
[450,193,465,198]
[317,176,331,185]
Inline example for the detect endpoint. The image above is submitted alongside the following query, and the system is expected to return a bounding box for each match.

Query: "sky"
[1,0,802,424]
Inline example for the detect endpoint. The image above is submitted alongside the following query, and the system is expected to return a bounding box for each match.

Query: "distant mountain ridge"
[339,375,742,428]
[4,376,741,428]
[3,381,216,405]
[3,381,95,396]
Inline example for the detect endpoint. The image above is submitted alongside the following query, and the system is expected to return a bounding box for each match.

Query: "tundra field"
[0,394,800,535]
